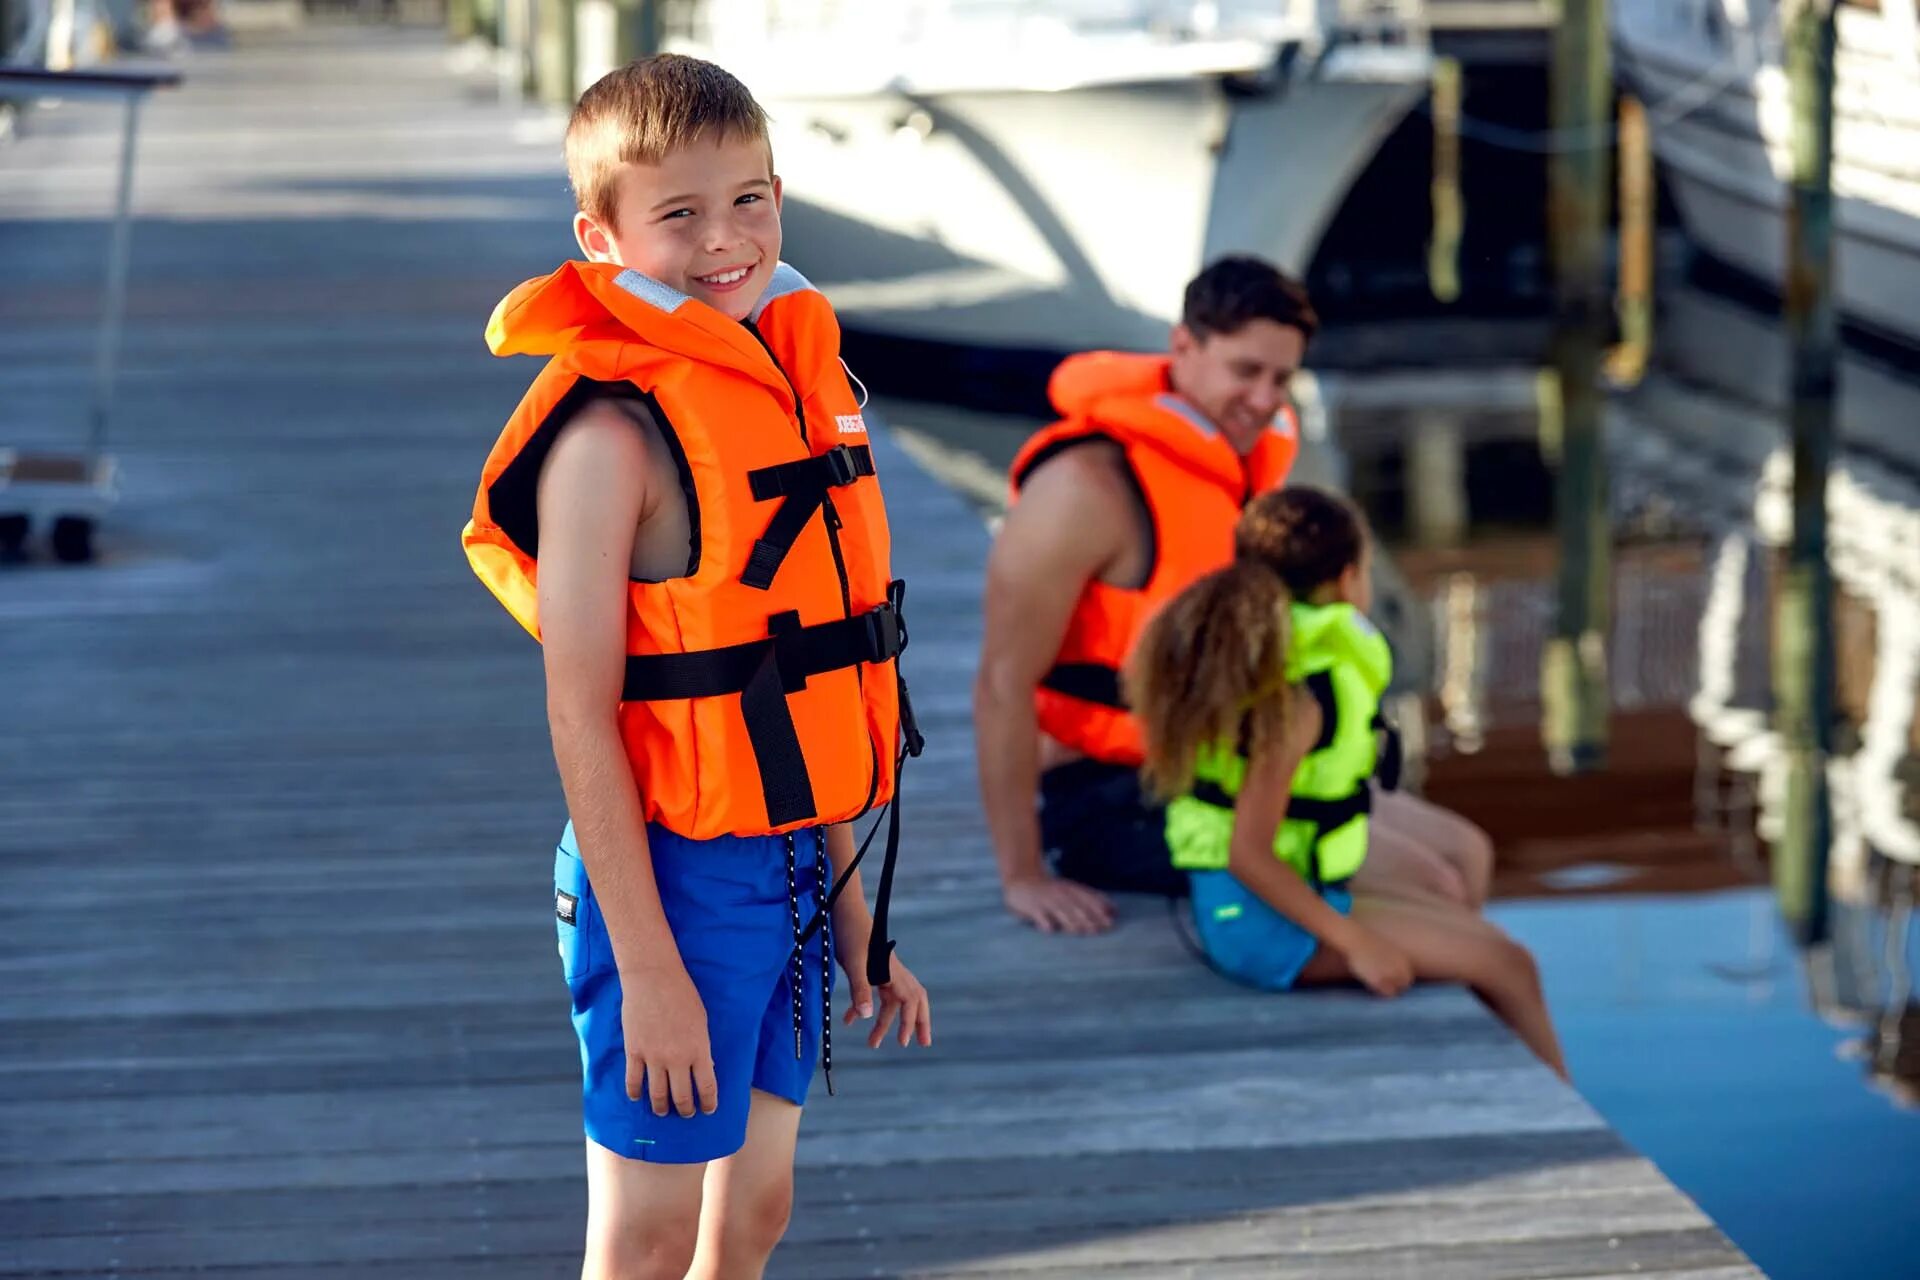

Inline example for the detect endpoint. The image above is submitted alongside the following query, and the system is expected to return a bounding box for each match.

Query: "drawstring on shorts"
[785,828,837,1096]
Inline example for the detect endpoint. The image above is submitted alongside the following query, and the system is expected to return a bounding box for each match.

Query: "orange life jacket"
[1008,351,1299,766]
[463,260,920,845]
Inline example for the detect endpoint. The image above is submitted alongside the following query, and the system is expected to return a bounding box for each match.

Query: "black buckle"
[862,605,903,663]
[886,579,910,651]
[823,444,859,487]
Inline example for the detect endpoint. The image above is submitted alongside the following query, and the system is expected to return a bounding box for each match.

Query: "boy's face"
[574,132,783,322]
[1167,319,1306,457]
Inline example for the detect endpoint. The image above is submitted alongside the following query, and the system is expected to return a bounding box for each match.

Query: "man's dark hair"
[1180,256,1319,344]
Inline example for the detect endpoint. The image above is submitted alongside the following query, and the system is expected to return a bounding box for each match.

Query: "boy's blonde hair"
[566,54,772,230]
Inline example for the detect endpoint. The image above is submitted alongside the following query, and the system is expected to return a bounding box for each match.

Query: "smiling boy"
[462,56,930,1279]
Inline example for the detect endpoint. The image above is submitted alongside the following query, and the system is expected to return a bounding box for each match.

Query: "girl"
[1124,486,1567,1076]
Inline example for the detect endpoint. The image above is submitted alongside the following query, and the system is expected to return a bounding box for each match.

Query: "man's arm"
[974,447,1130,934]
[537,402,718,1118]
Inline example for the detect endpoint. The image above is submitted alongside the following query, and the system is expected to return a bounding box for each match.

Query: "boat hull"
[761,61,1426,353]
[1613,1,1920,349]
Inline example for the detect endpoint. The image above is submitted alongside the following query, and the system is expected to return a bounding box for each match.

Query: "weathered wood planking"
[0,25,1759,1279]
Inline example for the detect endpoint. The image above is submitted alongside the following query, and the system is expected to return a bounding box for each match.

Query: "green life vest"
[1165,600,1393,886]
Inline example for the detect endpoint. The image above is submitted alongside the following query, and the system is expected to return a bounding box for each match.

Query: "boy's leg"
[1298,892,1567,1078]
[687,1090,805,1280]
[1368,788,1495,907]
[581,1143,706,1280]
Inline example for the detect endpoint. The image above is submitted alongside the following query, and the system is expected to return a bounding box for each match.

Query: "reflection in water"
[1335,274,1920,1273]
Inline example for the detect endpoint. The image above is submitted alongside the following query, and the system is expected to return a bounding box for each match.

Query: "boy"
[462,56,931,1280]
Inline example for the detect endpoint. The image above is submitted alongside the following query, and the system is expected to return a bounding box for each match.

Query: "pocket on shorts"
[554,842,603,981]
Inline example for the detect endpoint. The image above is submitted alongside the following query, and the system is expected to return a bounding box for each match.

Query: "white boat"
[574,1,1431,352]
[1612,0,1920,349]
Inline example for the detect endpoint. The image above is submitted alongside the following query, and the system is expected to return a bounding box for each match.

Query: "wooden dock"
[0,27,1760,1278]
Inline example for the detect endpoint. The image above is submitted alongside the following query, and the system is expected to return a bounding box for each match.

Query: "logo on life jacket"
[835,414,866,436]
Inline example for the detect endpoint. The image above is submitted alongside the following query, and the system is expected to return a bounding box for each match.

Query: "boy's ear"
[1169,322,1197,358]
[771,173,783,212]
[574,211,618,264]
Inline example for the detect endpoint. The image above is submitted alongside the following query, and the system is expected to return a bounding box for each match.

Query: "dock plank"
[0,25,1759,1279]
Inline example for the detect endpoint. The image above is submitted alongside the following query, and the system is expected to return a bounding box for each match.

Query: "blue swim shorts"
[553,820,831,1163]
[1188,870,1352,991]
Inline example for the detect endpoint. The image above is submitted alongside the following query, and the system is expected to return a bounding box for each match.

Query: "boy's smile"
[574,133,783,321]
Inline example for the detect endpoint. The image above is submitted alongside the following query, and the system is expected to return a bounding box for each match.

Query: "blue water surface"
[1492,890,1920,1280]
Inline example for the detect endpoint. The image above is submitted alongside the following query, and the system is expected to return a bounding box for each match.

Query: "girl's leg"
[1352,817,1473,909]
[1370,789,1495,908]
[686,1090,805,1280]
[1297,893,1568,1078]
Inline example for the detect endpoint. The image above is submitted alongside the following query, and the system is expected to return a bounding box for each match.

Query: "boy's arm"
[822,823,932,1048]
[537,403,718,1117]
[973,451,1126,935]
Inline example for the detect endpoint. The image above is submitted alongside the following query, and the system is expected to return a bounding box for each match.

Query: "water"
[1337,266,1920,1277]
[1493,891,1920,1279]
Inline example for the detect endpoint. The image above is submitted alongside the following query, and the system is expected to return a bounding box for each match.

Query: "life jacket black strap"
[1186,778,1370,892]
[1192,779,1236,810]
[1189,780,1370,832]
[740,444,875,591]
[1040,661,1126,709]
[620,601,904,702]
[789,582,926,989]
[621,590,908,828]
[1373,713,1403,792]
[1304,670,1339,753]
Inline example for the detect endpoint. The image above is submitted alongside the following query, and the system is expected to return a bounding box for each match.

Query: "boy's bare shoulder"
[537,397,692,582]
[539,398,660,500]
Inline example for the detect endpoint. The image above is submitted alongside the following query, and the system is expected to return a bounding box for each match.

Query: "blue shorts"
[1188,870,1352,991]
[554,820,830,1164]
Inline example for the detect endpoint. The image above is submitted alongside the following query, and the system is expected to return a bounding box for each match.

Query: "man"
[975,256,1493,935]
[975,257,1307,933]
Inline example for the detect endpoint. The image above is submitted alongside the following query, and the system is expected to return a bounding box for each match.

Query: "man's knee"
[1456,818,1496,881]
[1409,848,1471,907]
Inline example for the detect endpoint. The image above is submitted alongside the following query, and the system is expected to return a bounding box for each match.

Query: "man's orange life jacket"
[1008,351,1299,766]
[463,261,920,845]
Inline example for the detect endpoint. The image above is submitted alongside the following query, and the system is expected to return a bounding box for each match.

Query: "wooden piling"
[1428,55,1464,305]
[1775,0,1839,947]
[1541,0,1612,776]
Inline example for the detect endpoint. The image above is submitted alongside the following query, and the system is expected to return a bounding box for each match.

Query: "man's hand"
[838,948,933,1049]
[1003,873,1116,935]
[621,961,719,1117]
[1341,924,1414,998]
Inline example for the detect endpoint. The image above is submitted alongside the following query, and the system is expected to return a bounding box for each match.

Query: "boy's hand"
[621,961,719,1117]
[839,949,933,1049]
[1342,925,1414,999]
